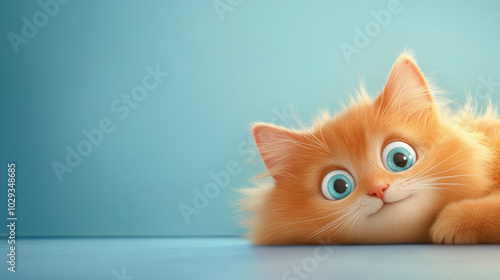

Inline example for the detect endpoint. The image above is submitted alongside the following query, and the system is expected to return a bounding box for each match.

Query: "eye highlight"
[382,141,417,172]
[321,170,356,200]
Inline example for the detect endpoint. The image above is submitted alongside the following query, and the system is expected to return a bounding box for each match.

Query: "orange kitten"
[240,53,500,244]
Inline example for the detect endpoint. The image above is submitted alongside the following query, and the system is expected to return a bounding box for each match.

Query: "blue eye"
[321,170,356,200]
[382,141,417,172]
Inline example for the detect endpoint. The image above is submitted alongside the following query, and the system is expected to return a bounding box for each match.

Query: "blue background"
[1,0,499,237]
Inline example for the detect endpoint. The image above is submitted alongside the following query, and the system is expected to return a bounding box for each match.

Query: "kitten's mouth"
[369,195,411,216]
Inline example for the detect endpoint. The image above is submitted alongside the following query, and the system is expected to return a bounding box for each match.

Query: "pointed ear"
[375,54,437,120]
[252,123,301,180]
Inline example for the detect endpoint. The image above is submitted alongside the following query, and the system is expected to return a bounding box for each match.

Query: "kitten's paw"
[430,199,497,245]
[431,220,481,244]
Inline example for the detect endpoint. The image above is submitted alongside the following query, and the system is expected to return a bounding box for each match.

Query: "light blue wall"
[1,0,499,237]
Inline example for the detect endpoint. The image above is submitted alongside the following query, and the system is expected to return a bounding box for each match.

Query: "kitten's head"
[242,54,493,244]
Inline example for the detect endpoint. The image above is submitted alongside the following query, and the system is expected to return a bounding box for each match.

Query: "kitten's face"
[249,55,491,244]
[276,104,442,243]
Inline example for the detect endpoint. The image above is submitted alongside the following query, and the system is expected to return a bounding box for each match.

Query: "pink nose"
[368,185,389,199]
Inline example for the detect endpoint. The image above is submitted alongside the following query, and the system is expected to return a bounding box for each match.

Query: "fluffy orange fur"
[239,53,500,244]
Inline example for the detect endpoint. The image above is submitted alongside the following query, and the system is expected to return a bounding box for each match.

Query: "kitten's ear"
[375,54,437,119]
[253,123,301,180]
